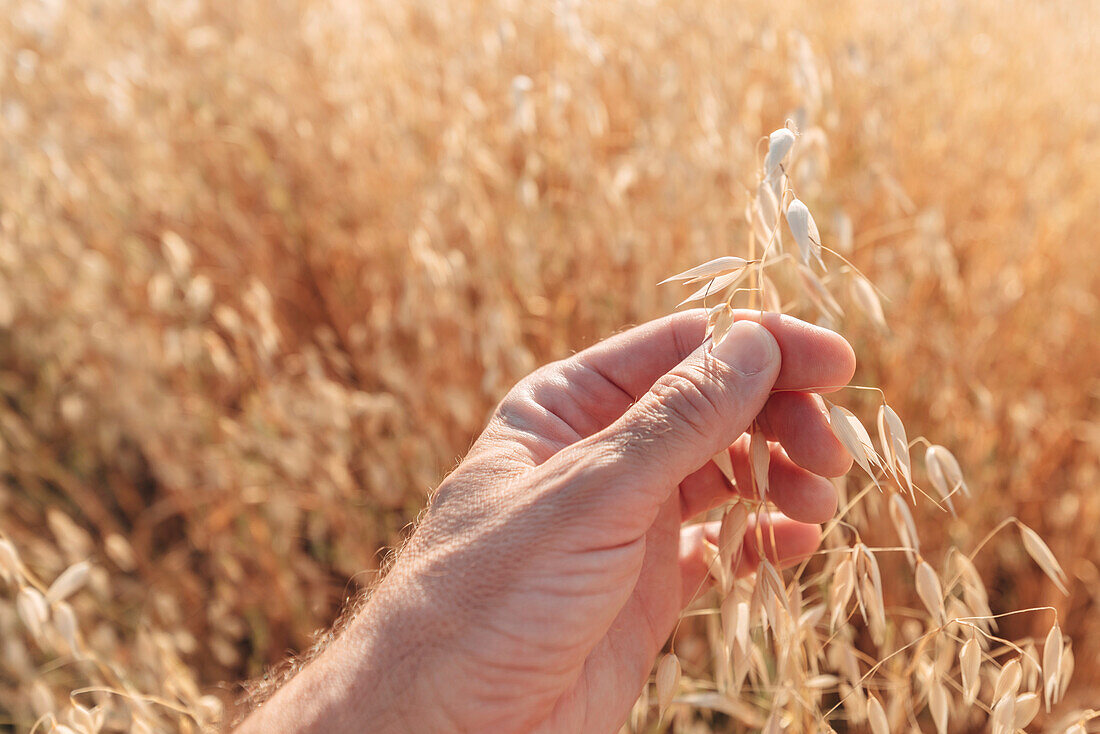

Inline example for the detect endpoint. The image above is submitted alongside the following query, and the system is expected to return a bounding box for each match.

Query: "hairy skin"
[237,310,855,734]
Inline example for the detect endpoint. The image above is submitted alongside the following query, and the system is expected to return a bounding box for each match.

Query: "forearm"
[235,580,451,734]
[236,470,509,734]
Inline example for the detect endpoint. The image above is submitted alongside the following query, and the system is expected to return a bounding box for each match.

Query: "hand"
[238,310,856,733]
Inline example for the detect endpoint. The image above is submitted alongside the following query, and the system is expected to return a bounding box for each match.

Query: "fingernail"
[712,320,778,376]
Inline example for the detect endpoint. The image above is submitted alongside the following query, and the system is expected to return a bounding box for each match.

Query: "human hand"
[238,310,856,733]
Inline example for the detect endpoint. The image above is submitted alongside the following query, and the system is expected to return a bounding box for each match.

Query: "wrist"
[237,568,458,734]
[340,578,456,733]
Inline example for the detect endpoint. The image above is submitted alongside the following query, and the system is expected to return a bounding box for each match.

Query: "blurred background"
[0,0,1097,731]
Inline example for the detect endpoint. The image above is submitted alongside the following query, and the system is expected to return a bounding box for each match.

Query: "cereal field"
[0,0,1097,731]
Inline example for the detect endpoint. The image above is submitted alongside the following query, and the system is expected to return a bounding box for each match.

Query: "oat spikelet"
[53,601,78,652]
[656,652,681,717]
[718,503,748,582]
[16,587,49,641]
[950,550,996,632]
[1018,522,1069,595]
[749,428,770,499]
[719,588,737,640]
[700,536,720,582]
[915,560,946,626]
[877,404,913,495]
[758,559,787,607]
[805,674,838,690]
[712,444,735,484]
[1020,640,1041,690]
[887,493,920,559]
[829,557,856,628]
[764,127,796,181]
[1058,642,1074,705]
[1013,692,1040,729]
[866,695,889,734]
[785,198,825,268]
[676,269,749,308]
[1043,621,1062,710]
[757,560,788,634]
[993,658,1022,702]
[854,545,886,644]
[733,597,751,660]
[991,694,1015,734]
[707,304,738,346]
[928,678,949,734]
[70,704,96,733]
[925,445,969,513]
[828,404,880,482]
[960,638,981,705]
[46,561,91,604]
[660,256,748,285]
[0,539,19,578]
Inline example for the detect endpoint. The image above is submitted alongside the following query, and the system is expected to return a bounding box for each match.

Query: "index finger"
[569,309,856,401]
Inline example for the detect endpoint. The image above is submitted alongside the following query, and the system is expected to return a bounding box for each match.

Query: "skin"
[237,309,856,734]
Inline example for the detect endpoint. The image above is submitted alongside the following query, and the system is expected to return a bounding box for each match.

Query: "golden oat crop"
[0,0,1096,731]
[647,125,1079,732]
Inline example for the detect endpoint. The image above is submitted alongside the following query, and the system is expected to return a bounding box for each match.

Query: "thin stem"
[70,686,198,720]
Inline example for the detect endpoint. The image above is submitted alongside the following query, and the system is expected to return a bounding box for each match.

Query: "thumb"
[598,319,780,493]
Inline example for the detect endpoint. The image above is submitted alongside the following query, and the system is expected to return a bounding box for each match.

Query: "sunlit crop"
[0,0,1096,731]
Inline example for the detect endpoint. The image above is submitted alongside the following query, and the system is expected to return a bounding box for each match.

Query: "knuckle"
[493,387,537,435]
[494,363,558,424]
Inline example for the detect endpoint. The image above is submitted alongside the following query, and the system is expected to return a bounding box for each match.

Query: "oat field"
[0,0,1098,731]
